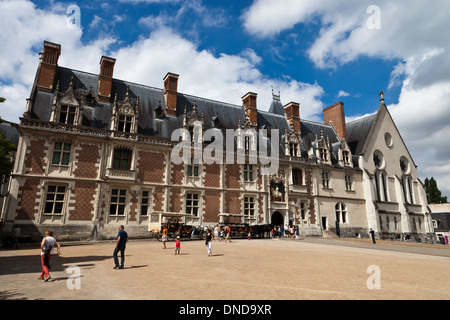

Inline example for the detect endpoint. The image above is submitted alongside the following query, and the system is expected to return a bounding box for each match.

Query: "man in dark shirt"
[113,225,128,269]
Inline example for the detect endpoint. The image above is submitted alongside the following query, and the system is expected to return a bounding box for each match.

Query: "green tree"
[424,177,448,204]
[0,97,17,182]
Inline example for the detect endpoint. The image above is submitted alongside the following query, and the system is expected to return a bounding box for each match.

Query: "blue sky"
[80,0,400,115]
[0,0,449,197]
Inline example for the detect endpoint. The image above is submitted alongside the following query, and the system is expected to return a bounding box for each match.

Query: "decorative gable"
[50,75,82,125]
[110,86,140,135]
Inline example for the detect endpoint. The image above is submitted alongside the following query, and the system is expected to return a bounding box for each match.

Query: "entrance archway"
[271,211,284,226]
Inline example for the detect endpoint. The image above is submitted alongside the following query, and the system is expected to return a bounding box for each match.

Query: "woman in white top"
[39,230,61,282]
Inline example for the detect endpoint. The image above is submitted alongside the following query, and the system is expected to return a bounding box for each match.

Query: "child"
[175,236,181,255]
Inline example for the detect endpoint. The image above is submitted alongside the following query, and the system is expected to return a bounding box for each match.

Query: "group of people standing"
[271,225,299,239]
[213,225,232,243]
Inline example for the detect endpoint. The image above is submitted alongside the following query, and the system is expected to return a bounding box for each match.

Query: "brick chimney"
[323,102,347,141]
[37,41,61,92]
[242,92,258,127]
[98,56,116,103]
[163,72,179,117]
[284,102,301,133]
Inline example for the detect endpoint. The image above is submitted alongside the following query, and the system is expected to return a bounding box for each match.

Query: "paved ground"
[0,237,449,300]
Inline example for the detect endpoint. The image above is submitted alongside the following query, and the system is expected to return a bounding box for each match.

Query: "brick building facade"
[0,41,435,242]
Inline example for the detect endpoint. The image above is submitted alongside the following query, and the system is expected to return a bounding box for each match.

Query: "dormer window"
[111,87,139,134]
[290,143,298,157]
[343,151,350,165]
[243,164,254,182]
[85,93,95,106]
[51,75,82,126]
[245,136,251,151]
[187,157,200,177]
[118,115,133,133]
[154,103,166,120]
[320,148,328,161]
[188,126,195,144]
[59,105,77,125]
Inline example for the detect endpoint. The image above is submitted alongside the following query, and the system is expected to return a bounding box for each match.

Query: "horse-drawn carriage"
[148,212,273,241]
[148,212,207,241]
[219,224,272,239]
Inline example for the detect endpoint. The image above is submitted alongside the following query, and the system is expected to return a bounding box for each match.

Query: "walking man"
[113,225,128,269]
[370,228,376,244]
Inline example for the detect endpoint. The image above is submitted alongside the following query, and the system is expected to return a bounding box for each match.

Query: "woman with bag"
[39,230,61,282]
[205,229,212,257]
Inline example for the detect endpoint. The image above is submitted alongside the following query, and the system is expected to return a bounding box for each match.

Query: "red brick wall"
[323,102,347,140]
[171,163,184,185]
[204,190,220,222]
[25,139,47,175]
[242,93,257,126]
[37,63,57,90]
[138,151,166,183]
[203,163,220,188]
[284,102,301,133]
[129,190,138,221]
[153,187,165,212]
[69,181,96,221]
[256,166,263,191]
[98,76,113,103]
[225,164,241,189]
[164,74,178,117]
[16,177,41,220]
[170,188,182,213]
[73,144,100,178]
[225,191,241,215]
[258,196,264,223]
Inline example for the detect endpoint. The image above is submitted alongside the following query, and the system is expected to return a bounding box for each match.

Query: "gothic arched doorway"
[271,211,284,226]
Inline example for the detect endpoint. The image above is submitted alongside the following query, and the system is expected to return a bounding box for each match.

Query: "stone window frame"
[335,201,348,224]
[109,188,128,216]
[321,171,332,189]
[374,170,389,202]
[38,180,73,224]
[184,192,201,217]
[243,195,256,216]
[344,173,354,191]
[139,188,153,218]
[51,141,72,166]
[243,164,255,182]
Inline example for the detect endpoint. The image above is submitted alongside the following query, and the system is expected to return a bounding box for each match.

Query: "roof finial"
[379,90,384,102]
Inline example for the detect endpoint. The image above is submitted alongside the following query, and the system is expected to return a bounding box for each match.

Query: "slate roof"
[346,113,377,155]
[28,66,362,167]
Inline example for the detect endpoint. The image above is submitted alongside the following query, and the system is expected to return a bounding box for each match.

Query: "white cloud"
[242,0,450,197]
[111,28,324,117]
[0,0,324,126]
[0,83,30,121]
[337,90,350,98]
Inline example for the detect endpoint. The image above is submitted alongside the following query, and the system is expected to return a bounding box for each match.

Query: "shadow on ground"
[0,254,112,276]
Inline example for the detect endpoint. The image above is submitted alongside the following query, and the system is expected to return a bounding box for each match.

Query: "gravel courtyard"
[0,237,449,300]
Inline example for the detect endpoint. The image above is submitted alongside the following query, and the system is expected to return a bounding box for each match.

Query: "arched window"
[400,157,414,204]
[375,171,388,202]
[401,175,414,204]
[335,202,347,223]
